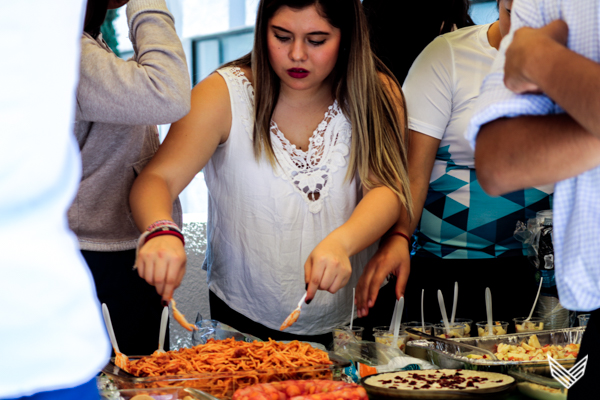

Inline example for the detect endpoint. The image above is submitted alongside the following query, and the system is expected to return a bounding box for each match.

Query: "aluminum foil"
[407,327,585,373]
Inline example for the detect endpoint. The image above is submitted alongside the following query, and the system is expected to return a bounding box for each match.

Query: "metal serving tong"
[405,327,498,361]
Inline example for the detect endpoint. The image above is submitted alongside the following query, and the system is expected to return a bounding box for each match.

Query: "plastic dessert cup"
[332,325,364,351]
[513,317,545,333]
[373,331,408,351]
[433,323,466,339]
[401,321,434,336]
[476,321,509,337]
[578,314,591,327]
[439,318,473,337]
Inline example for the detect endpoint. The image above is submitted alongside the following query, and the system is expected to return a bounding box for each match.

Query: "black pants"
[82,249,168,355]
[568,307,600,399]
[366,256,538,335]
[209,290,334,347]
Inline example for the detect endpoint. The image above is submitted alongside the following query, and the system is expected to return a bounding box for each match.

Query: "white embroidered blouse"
[202,67,377,335]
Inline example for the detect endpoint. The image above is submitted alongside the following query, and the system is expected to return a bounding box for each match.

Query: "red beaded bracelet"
[388,231,411,244]
[145,228,185,246]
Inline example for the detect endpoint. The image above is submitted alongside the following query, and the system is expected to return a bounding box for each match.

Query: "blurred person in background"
[362,0,474,85]
[355,0,475,338]
[73,0,190,355]
[0,1,110,399]
[356,0,553,326]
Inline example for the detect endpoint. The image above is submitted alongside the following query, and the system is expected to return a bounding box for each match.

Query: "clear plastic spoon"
[451,282,458,324]
[438,290,451,334]
[350,288,355,330]
[485,287,493,335]
[101,303,129,371]
[156,306,169,353]
[391,297,404,347]
[526,277,544,321]
[421,289,425,332]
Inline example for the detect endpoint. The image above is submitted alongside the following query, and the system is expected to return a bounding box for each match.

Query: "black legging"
[82,249,167,355]
[568,307,600,399]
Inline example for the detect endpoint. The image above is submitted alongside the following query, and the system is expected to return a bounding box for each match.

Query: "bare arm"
[355,131,440,316]
[504,20,600,137]
[129,72,231,301]
[476,115,600,196]
[305,73,411,301]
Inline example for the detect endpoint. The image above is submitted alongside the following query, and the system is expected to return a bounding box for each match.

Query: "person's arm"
[129,72,231,301]
[476,20,600,196]
[76,0,190,125]
[304,71,412,302]
[355,131,439,317]
[476,115,600,196]
[354,35,453,314]
[504,20,600,137]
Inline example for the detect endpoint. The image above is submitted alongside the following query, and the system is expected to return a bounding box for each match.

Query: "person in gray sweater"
[73,0,190,355]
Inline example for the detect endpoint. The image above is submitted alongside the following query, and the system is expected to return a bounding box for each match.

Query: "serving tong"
[405,327,498,361]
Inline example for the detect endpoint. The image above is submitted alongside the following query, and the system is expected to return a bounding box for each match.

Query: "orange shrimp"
[171,299,198,331]
[279,309,300,331]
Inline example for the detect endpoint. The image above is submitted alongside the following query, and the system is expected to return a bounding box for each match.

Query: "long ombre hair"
[226,0,412,218]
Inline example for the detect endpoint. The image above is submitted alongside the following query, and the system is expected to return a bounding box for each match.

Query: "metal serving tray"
[406,327,585,374]
[102,351,349,400]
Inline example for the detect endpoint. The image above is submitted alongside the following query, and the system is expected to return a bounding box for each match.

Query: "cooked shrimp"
[280,308,300,331]
[172,299,198,331]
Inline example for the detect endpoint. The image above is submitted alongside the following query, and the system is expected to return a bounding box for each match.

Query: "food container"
[578,313,590,327]
[433,323,466,339]
[372,331,408,351]
[332,325,364,350]
[401,321,433,336]
[372,326,389,335]
[406,327,585,375]
[513,317,545,333]
[102,351,348,400]
[440,318,473,337]
[476,321,509,337]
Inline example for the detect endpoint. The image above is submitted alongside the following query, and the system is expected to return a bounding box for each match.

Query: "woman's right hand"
[135,235,187,303]
[355,235,411,317]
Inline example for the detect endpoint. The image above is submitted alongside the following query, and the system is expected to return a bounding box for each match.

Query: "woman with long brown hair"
[130,0,411,344]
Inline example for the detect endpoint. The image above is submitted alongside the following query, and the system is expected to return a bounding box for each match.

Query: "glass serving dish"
[100,387,193,400]
[102,351,349,400]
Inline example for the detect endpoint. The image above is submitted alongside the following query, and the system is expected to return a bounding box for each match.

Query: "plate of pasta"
[102,338,348,399]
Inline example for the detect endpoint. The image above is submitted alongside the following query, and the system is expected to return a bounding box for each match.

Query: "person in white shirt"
[0,0,111,399]
[129,0,412,345]
[356,0,552,326]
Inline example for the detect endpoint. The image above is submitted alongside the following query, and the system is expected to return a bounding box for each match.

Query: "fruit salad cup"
[373,331,408,351]
[476,321,509,337]
[433,323,466,339]
[513,317,545,333]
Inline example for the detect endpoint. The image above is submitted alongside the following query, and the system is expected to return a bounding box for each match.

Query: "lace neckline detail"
[270,101,339,169]
[224,66,352,213]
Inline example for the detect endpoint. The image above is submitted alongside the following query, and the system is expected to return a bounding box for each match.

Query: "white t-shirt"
[203,67,377,335]
[0,1,111,397]
[403,24,553,259]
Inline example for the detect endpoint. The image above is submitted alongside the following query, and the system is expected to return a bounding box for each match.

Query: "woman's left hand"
[304,235,352,302]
